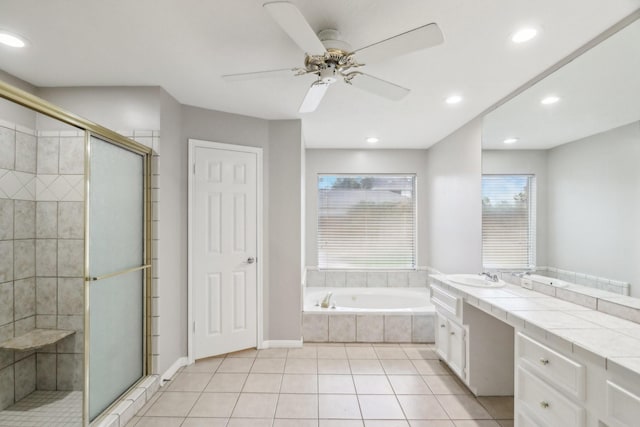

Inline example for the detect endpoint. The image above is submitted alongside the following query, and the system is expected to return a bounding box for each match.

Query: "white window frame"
[316,174,417,270]
[482,174,536,270]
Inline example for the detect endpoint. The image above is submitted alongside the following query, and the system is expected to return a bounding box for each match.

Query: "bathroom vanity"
[431,275,640,427]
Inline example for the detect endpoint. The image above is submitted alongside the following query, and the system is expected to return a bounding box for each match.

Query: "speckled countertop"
[430,274,640,379]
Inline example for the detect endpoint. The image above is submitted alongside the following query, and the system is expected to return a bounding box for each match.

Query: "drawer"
[606,380,640,427]
[517,332,586,400]
[518,367,585,427]
[431,284,460,318]
[518,407,543,427]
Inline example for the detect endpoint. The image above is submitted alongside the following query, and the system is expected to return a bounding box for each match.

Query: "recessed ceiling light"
[541,95,560,105]
[0,31,27,48]
[503,138,519,144]
[366,137,379,144]
[445,95,463,105]
[511,27,538,44]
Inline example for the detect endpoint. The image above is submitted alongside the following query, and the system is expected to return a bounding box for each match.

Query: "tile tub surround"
[430,274,640,385]
[303,287,435,344]
[303,313,434,344]
[305,268,433,288]
[126,344,514,426]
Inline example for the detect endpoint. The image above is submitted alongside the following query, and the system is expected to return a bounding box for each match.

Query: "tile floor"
[126,343,514,427]
[0,390,82,427]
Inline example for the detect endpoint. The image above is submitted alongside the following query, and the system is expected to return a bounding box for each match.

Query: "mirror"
[481,16,640,298]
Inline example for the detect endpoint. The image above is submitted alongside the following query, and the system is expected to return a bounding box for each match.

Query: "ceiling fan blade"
[352,23,444,64]
[299,81,329,113]
[263,1,326,54]
[222,68,298,82]
[347,73,410,100]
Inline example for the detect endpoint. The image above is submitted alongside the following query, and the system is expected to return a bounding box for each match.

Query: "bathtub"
[304,287,433,313]
[302,287,435,343]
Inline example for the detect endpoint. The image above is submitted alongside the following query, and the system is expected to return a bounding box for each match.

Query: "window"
[317,174,416,269]
[482,174,536,269]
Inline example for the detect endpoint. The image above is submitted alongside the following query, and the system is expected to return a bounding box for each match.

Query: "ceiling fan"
[222,1,444,113]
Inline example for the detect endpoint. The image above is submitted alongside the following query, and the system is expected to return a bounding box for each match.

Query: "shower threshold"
[0,390,82,427]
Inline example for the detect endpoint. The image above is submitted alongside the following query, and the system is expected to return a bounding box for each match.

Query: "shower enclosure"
[0,82,152,426]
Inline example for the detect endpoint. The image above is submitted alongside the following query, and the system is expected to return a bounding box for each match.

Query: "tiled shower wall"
[0,122,85,411]
[0,122,37,411]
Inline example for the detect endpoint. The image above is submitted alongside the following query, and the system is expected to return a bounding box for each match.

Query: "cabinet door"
[448,320,466,378]
[436,313,449,360]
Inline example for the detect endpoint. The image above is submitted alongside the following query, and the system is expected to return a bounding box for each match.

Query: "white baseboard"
[160,357,189,385]
[260,338,303,349]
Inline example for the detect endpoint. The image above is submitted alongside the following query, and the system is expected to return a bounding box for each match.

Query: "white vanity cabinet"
[432,284,467,380]
[435,312,466,378]
[431,284,513,395]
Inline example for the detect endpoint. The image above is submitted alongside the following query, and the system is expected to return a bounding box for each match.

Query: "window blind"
[482,174,536,269]
[317,175,416,269]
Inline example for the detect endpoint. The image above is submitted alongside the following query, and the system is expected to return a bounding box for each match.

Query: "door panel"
[194,145,258,358]
[88,136,145,420]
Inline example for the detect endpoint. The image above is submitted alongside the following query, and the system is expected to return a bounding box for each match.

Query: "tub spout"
[320,292,333,308]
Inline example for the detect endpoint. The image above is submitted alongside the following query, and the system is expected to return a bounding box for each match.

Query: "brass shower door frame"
[0,80,153,427]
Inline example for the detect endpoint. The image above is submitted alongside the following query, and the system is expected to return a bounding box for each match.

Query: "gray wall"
[547,121,640,295]
[425,118,483,273]
[267,120,303,340]
[158,89,184,374]
[304,149,430,268]
[482,149,548,267]
[0,70,37,129]
[181,107,304,342]
[35,87,161,131]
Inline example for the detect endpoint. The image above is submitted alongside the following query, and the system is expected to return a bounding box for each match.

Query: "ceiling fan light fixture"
[366,137,379,144]
[299,82,329,113]
[445,94,463,105]
[512,27,538,44]
[0,30,27,48]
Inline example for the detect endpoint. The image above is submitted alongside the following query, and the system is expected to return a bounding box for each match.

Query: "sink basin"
[446,274,506,288]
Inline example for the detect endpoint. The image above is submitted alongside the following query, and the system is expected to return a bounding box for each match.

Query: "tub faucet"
[320,292,333,308]
[480,272,499,282]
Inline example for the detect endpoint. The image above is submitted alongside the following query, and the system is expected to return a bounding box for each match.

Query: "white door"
[193,144,258,358]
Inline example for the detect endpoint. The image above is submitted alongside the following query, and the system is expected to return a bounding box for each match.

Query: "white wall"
[547,121,640,295]
[482,150,548,267]
[304,149,430,267]
[425,118,483,273]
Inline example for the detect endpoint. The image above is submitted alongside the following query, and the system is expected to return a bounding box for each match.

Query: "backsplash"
[497,266,630,296]
[305,267,436,288]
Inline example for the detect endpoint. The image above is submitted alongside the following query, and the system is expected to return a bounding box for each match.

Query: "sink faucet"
[480,272,499,282]
[320,292,333,308]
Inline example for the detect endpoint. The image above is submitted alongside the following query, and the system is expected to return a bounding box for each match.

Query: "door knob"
[247,257,256,264]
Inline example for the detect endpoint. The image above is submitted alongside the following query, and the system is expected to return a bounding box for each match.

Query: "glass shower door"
[87,136,147,420]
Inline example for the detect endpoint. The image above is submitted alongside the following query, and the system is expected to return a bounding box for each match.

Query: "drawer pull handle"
[539,358,549,365]
[540,401,550,409]
[440,324,446,328]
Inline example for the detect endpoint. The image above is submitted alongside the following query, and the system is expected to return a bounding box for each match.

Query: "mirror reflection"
[481,18,640,298]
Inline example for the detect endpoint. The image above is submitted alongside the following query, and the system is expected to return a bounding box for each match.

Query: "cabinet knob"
[540,401,550,409]
[450,332,455,336]
[440,324,446,328]
[539,357,549,365]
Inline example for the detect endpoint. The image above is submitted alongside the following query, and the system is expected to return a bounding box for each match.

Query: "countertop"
[430,274,640,379]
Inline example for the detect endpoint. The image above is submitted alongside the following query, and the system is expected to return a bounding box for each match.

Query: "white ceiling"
[0,0,639,148]
[483,18,640,150]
